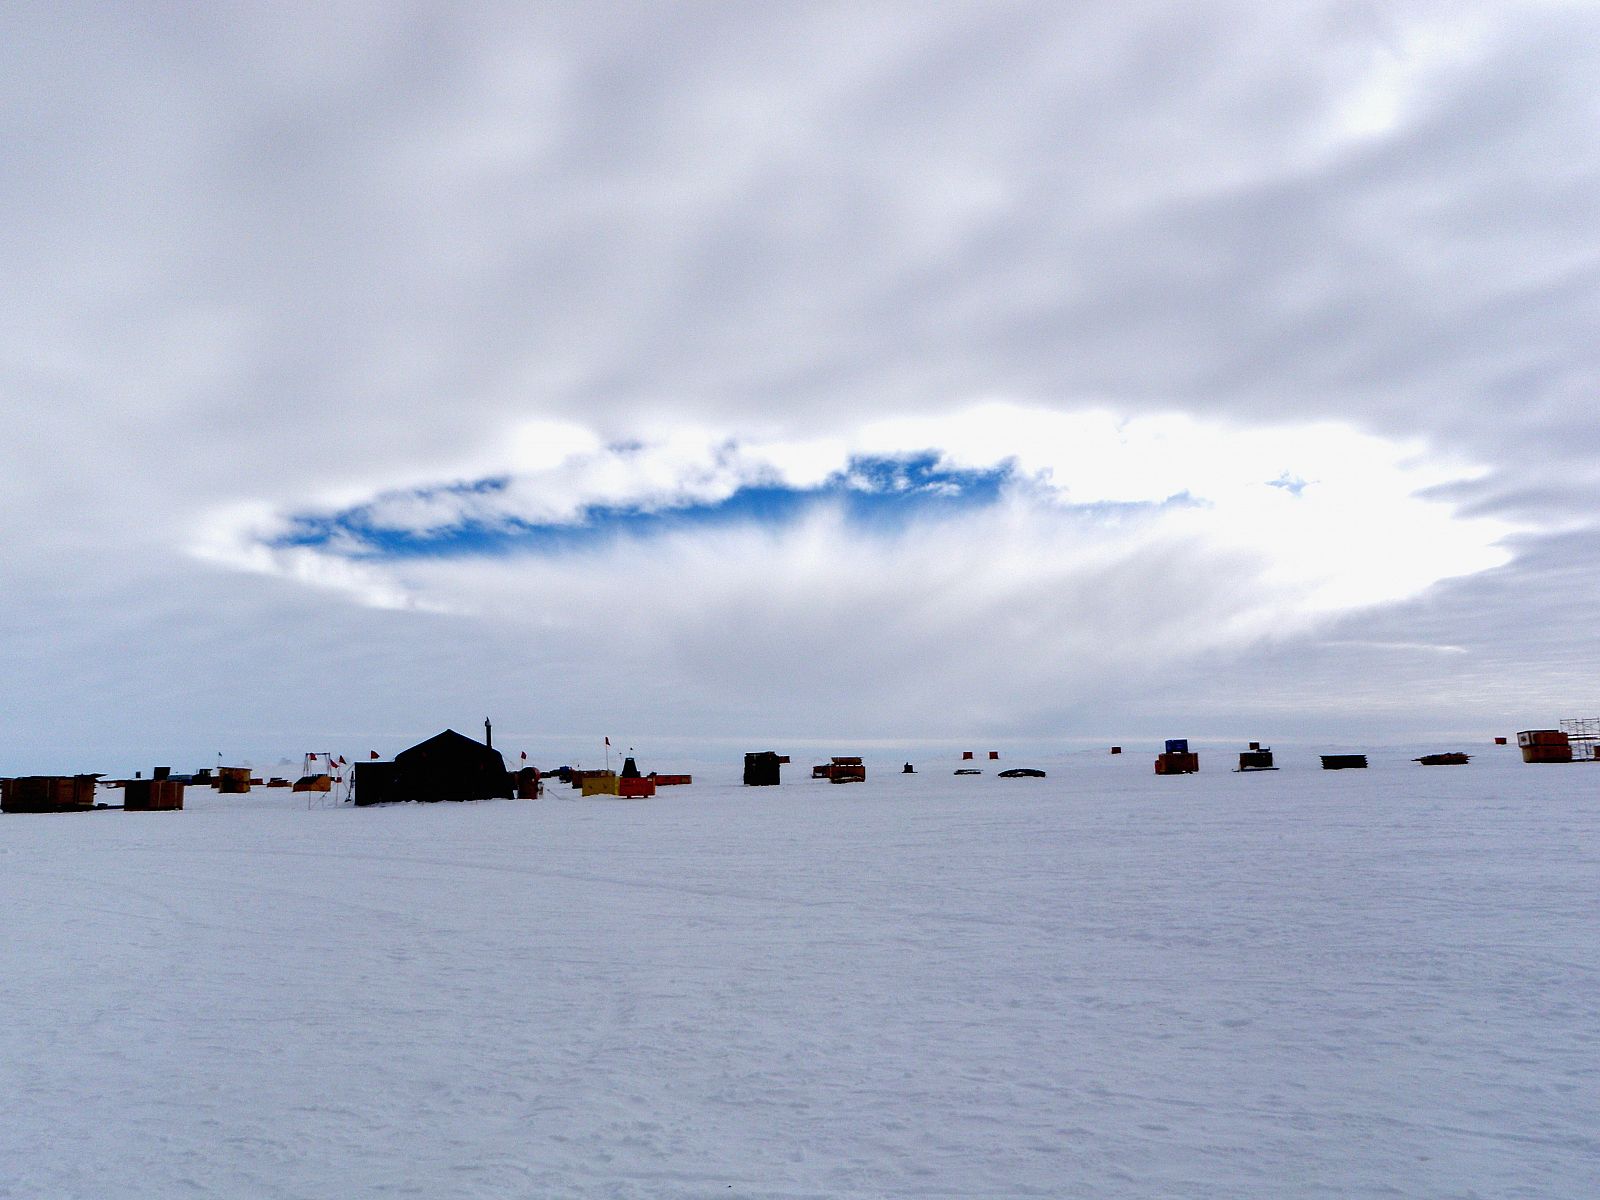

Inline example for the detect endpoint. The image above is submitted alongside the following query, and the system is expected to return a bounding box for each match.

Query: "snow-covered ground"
[3,748,1595,1198]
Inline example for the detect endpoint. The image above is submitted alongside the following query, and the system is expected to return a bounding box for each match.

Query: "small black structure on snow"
[355,729,511,805]
[997,767,1046,778]
[1320,754,1369,770]
[744,751,782,786]
[621,756,641,779]
[1237,744,1277,771]
[902,762,915,773]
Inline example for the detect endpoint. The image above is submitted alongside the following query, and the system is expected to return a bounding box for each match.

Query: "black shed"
[356,729,511,805]
[744,751,783,786]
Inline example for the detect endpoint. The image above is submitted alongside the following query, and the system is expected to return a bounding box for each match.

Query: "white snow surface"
[3,749,1596,1198]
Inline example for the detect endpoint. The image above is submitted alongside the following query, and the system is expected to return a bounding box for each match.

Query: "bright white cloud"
[1319,12,1492,146]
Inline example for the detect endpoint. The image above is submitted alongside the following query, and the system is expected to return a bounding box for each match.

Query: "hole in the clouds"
[271,454,1026,560]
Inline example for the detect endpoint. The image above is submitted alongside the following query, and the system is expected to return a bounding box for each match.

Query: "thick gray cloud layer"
[3,2,1598,770]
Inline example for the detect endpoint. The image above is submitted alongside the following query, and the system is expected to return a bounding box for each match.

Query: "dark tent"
[356,729,511,806]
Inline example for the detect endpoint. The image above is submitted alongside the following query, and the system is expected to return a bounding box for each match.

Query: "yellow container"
[580,773,619,796]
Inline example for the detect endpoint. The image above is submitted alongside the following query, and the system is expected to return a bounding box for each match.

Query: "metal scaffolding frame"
[1558,717,1600,761]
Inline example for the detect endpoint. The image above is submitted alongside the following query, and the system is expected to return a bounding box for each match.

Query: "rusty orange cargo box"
[1517,730,1568,747]
[1154,752,1199,775]
[828,757,866,783]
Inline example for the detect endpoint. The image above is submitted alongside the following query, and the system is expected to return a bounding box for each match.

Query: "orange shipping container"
[1517,730,1568,747]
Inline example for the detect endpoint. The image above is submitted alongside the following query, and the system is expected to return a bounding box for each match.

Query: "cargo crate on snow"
[744,752,783,786]
[2,775,99,813]
[826,757,866,784]
[124,779,184,810]
[580,772,620,796]
[1516,731,1571,763]
[1154,752,1199,775]
[1320,754,1368,770]
[217,767,251,794]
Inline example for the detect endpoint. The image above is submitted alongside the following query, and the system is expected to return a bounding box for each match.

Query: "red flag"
[337,756,346,766]
[604,736,610,746]
[520,751,527,761]
[369,750,379,759]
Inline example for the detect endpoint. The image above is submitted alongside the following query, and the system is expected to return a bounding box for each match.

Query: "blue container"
[1165,739,1188,754]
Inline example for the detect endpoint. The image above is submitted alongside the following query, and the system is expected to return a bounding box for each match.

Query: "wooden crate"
[124,779,185,811]
[217,767,252,794]
[2,776,98,813]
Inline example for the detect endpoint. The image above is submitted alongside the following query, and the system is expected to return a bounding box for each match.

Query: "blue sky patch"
[272,454,1020,560]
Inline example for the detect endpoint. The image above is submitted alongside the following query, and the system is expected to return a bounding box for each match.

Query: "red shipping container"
[1154,752,1200,775]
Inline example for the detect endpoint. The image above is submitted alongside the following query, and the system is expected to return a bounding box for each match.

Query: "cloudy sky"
[5,1,1598,771]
